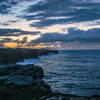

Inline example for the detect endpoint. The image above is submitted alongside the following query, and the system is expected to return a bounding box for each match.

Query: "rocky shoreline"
[0,64,100,100]
[0,64,51,100]
[0,48,100,100]
[0,48,58,64]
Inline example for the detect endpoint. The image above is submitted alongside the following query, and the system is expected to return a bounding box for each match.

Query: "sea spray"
[16,53,56,65]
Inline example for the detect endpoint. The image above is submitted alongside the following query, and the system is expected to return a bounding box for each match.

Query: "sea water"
[0,50,100,96]
[38,50,100,96]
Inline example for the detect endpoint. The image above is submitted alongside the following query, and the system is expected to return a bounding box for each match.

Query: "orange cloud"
[3,42,61,49]
[33,43,61,49]
[3,42,19,48]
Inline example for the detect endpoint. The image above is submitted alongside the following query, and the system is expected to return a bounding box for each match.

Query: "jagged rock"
[0,63,100,100]
[0,64,51,100]
[39,93,100,100]
[0,48,58,64]
[0,61,99,100]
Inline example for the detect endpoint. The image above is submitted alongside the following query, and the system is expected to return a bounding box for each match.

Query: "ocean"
[0,50,100,96]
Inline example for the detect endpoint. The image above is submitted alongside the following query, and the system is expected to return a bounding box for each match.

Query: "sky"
[0,0,100,49]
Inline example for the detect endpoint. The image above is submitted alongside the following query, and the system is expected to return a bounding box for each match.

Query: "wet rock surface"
[0,64,51,100]
[0,64,100,100]
[40,93,100,100]
[0,48,58,64]
[0,48,100,100]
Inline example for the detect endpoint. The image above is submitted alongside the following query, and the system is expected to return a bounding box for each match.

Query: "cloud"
[0,28,40,36]
[0,0,18,14]
[15,36,28,44]
[20,0,100,28]
[30,28,100,43]
[0,0,100,49]
[0,38,13,43]
[0,36,28,48]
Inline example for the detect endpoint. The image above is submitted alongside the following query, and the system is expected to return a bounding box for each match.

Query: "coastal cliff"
[0,64,100,100]
[0,48,100,100]
[0,48,58,64]
[0,64,51,100]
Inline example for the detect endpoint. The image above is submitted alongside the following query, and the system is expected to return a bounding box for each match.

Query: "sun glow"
[33,44,55,49]
[3,42,19,48]
[32,42,62,49]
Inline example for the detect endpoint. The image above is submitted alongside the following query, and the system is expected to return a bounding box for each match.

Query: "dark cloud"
[0,43,5,48]
[0,38,13,43]
[21,36,27,43]
[30,28,100,43]
[21,0,100,27]
[15,37,28,44]
[30,33,65,43]
[0,0,100,48]
[30,17,74,28]
[0,22,9,26]
[0,36,28,45]
[67,28,100,42]
[0,28,40,36]
[0,0,18,14]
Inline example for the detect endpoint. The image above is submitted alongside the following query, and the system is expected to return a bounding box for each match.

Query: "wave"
[16,53,56,65]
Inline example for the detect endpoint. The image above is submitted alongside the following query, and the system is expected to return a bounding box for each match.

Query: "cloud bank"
[0,0,100,49]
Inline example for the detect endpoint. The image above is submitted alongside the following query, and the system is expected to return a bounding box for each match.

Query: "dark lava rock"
[0,64,100,100]
[39,93,100,100]
[0,64,51,100]
[0,48,58,64]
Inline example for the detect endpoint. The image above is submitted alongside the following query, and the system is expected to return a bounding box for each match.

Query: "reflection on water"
[38,50,100,96]
[0,50,100,96]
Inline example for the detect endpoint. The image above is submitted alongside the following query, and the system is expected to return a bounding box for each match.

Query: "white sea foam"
[16,58,39,65]
[16,53,56,65]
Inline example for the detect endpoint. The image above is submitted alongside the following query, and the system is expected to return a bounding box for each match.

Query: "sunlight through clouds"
[0,0,100,49]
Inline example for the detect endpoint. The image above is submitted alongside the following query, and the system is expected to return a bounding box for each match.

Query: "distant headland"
[0,48,58,64]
